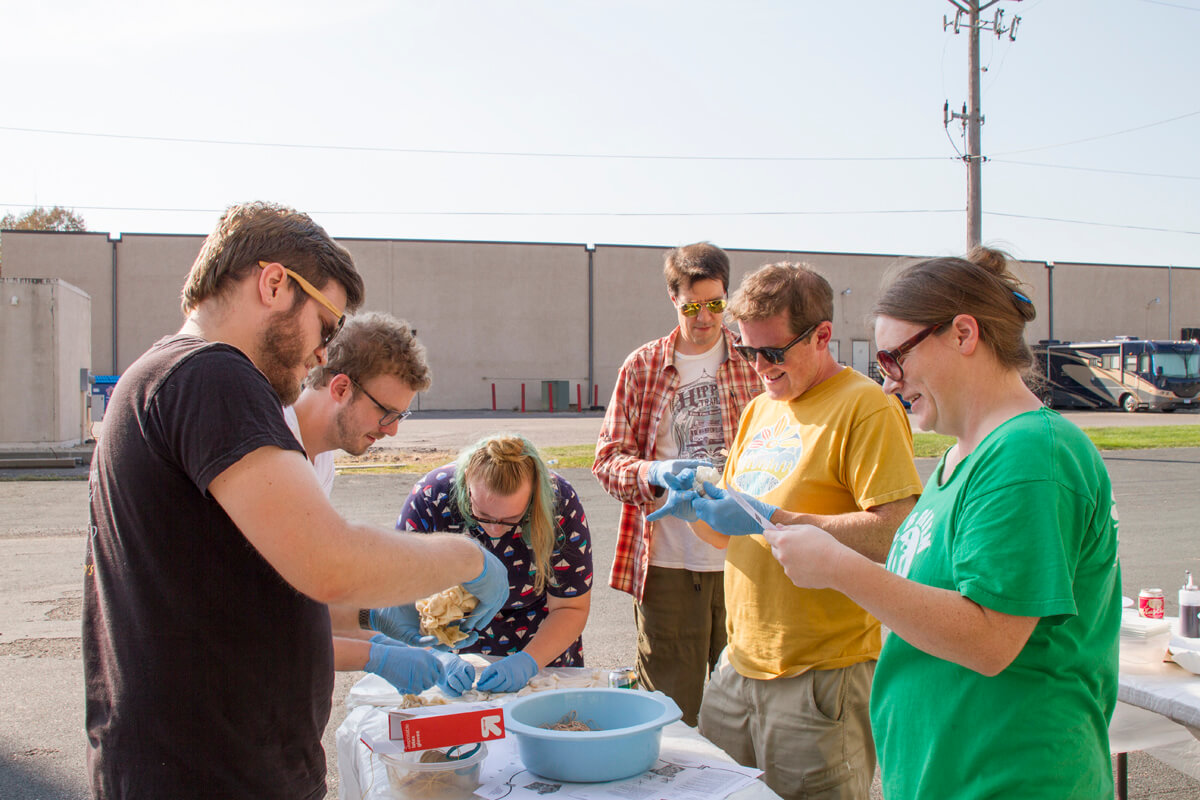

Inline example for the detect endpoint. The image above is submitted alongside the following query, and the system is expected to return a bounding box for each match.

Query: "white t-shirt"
[282,405,336,498]
[649,338,729,572]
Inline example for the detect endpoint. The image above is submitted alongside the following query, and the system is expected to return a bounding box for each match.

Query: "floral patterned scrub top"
[397,465,594,666]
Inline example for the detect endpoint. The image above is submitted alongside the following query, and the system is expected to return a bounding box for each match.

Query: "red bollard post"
[594,385,599,408]
[549,386,555,413]
[492,382,497,412]
[577,384,582,412]
[521,383,526,413]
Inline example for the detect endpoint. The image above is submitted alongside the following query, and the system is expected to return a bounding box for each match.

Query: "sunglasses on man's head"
[874,322,951,382]
[677,298,728,317]
[259,261,345,347]
[733,321,820,365]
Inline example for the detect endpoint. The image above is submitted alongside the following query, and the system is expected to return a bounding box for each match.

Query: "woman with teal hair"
[398,433,593,693]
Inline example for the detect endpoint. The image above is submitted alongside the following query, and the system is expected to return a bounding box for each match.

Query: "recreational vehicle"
[1031,337,1200,412]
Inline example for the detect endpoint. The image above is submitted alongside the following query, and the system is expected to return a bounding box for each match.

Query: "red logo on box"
[389,707,506,752]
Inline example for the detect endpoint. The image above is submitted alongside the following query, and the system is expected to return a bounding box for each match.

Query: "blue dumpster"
[91,375,120,420]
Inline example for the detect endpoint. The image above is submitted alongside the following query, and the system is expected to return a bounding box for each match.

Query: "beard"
[333,403,372,456]
[259,305,308,405]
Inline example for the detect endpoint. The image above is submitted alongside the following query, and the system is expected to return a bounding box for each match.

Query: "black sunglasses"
[875,322,951,381]
[341,374,411,427]
[733,322,820,365]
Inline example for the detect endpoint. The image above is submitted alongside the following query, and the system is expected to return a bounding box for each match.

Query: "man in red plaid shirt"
[593,242,762,726]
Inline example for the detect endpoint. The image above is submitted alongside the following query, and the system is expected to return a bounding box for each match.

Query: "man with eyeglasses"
[278,310,477,698]
[83,202,509,800]
[648,261,922,800]
[284,311,426,496]
[593,242,761,727]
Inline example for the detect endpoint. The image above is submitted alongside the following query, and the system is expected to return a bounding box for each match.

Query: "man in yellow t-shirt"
[651,262,921,800]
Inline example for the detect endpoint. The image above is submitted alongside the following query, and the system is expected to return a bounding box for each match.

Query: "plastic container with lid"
[380,742,487,800]
[1178,570,1200,639]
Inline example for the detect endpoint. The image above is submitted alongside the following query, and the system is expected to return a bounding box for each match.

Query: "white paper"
[475,752,762,800]
[727,490,782,532]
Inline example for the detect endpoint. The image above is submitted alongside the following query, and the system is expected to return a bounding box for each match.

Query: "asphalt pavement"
[2,408,1199,798]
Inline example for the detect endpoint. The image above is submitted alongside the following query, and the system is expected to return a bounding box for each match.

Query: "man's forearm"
[309,526,484,607]
[772,496,915,563]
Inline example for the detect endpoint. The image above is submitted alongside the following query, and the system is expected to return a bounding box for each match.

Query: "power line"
[986,211,1200,236]
[1139,0,1200,10]
[4,201,1196,236]
[991,158,1200,181]
[0,125,946,164]
[0,202,961,218]
[991,109,1200,156]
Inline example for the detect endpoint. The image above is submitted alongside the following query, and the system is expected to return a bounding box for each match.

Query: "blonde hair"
[452,434,559,594]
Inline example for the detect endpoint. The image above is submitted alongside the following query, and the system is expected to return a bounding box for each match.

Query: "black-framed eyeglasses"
[677,297,728,317]
[733,321,820,365]
[341,373,411,427]
[875,322,951,381]
[259,260,345,347]
[467,493,529,537]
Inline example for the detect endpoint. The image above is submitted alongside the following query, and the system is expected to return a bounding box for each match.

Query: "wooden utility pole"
[944,1,1021,250]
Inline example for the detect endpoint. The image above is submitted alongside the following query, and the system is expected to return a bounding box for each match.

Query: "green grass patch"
[333,425,1200,477]
[912,433,957,459]
[541,444,597,469]
[1081,425,1200,451]
[912,425,1200,460]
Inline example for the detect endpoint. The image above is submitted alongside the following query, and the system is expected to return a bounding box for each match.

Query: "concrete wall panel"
[4,230,1197,423]
[4,231,113,372]
[0,278,90,446]
[113,235,201,372]
[347,239,591,411]
[1051,263,1172,343]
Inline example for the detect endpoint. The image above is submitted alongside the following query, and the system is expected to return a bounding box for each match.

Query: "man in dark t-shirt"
[84,202,510,800]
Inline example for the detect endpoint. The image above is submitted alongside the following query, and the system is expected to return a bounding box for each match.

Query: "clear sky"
[2,0,1197,267]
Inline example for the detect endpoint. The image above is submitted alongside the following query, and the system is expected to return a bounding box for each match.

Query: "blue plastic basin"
[504,688,682,783]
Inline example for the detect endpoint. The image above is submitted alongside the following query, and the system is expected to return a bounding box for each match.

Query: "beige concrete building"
[0,277,92,447]
[3,229,1198,415]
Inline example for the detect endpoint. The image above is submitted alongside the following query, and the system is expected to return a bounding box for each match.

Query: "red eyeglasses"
[875,322,952,381]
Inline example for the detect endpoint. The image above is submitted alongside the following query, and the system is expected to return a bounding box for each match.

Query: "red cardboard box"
[388,705,506,752]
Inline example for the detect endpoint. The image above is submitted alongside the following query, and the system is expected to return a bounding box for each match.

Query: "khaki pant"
[699,654,876,800]
[634,566,726,727]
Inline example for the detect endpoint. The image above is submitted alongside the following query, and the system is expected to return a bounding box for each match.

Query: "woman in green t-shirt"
[762,247,1122,799]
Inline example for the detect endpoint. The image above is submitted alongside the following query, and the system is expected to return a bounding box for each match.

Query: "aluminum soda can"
[608,667,639,689]
[1138,588,1165,619]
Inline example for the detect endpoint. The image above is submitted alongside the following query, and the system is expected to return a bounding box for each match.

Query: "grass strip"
[331,425,1200,476]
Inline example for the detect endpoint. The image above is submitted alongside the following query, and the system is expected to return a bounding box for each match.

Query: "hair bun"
[965,245,1010,276]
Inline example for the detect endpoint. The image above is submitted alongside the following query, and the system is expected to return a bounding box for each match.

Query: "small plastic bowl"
[504,688,682,783]
[380,742,487,799]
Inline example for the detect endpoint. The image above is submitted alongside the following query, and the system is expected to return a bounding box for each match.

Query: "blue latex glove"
[427,652,472,695]
[432,650,477,697]
[693,483,779,536]
[647,458,712,489]
[476,651,539,693]
[461,545,509,634]
[368,605,439,648]
[645,475,700,523]
[365,634,443,694]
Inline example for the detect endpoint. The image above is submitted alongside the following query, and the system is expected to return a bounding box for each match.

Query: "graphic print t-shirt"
[650,338,729,571]
[871,408,1121,800]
